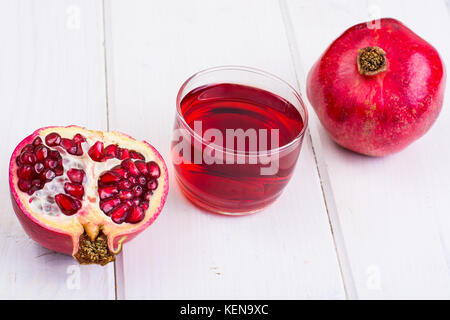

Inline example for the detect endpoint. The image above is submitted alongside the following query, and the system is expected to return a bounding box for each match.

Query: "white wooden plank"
[105,0,346,299]
[0,0,114,299]
[285,0,450,299]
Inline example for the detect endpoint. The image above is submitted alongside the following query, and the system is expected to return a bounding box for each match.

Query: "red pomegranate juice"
[172,83,304,214]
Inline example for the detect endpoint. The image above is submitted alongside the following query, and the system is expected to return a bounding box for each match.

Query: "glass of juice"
[172,66,308,215]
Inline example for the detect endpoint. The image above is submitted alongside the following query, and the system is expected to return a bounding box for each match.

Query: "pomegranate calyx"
[74,232,115,266]
[357,46,387,76]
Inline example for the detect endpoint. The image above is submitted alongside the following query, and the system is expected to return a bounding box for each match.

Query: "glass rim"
[175,65,309,156]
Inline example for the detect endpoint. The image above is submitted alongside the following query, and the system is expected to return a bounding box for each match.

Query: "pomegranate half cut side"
[9,126,169,265]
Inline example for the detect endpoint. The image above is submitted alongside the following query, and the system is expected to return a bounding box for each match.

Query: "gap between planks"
[278,0,358,300]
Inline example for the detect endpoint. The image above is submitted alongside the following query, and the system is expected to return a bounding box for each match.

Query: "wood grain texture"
[104,0,346,299]
[285,0,450,299]
[0,0,114,299]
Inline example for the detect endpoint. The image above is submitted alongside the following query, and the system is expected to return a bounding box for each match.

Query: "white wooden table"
[1,0,449,300]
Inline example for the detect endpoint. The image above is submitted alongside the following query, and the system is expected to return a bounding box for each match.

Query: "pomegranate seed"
[143,191,152,202]
[64,183,84,199]
[147,179,158,191]
[110,203,130,224]
[45,133,61,146]
[32,137,42,146]
[75,142,84,156]
[35,146,49,162]
[130,150,145,160]
[118,190,133,201]
[88,141,104,162]
[17,165,32,180]
[18,179,32,192]
[111,166,129,179]
[48,150,61,159]
[122,159,139,176]
[128,176,137,185]
[118,180,132,190]
[99,172,121,185]
[104,145,118,158]
[141,201,149,211]
[44,158,57,169]
[67,168,85,184]
[55,194,81,216]
[31,179,43,189]
[100,197,121,215]
[117,148,130,160]
[135,160,149,175]
[127,205,145,224]
[73,134,86,143]
[138,176,147,186]
[54,166,64,176]
[34,163,44,175]
[132,185,143,197]
[98,185,119,200]
[60,138,77,155]
[42,169,56,181]
[124,200,133,207]
[21,152,36,165]
[22,144,35,154]
[132,198,141,206]
[147,161,160,178]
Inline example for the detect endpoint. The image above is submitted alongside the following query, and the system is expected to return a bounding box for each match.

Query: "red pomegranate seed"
[128,176,137,185]
[18,179,32,192]
[111,166,129,179]
[104,145,118,158]
[21,152,36,165]
[141,201,149,211]
[138,176,147,186]
[60,138,78,155]
[110,203,130,224]
[45,133,61,146]
[54,166,64,176]
[64,183,85,199]
[48,150,61,159]
[147,161,160,179]
[147,179,158,191]
[32,137,42,146]
[75,142,84,156]
[99,172,121,185]
[73,134,86,143]
[117,148,130,160]
[31,179,43,189]
[35,146,49,162]
[127,205,145,224]
[122,159,139,176]
[67,168,85,184]
[135,160,149,175]
[55,194,81,216]
[130,150,145,160]
[98,185,119,200]
[143,191,152,202]
[118,190,133,201]
[17,165,32,180]
[44,158,57,169]
[132,198,141,206]
[42,169,56,181]
[34,163,44,175]
[88,141,104,162]
[132,185,143,197]
[22,144,35,154]
[100,197,121,215]
[118,180,132,190]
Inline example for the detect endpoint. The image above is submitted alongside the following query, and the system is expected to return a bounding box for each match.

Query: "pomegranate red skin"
[307,18,446,156]
[9,126,169,258]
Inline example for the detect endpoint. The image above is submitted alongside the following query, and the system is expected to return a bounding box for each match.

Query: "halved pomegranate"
[9,126,169,265]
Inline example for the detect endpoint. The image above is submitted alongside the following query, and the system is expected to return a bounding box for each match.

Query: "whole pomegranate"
[9,126,168,265]
[307,18,446,156]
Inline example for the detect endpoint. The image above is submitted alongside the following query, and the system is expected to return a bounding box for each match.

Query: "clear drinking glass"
[171,66,308,215]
